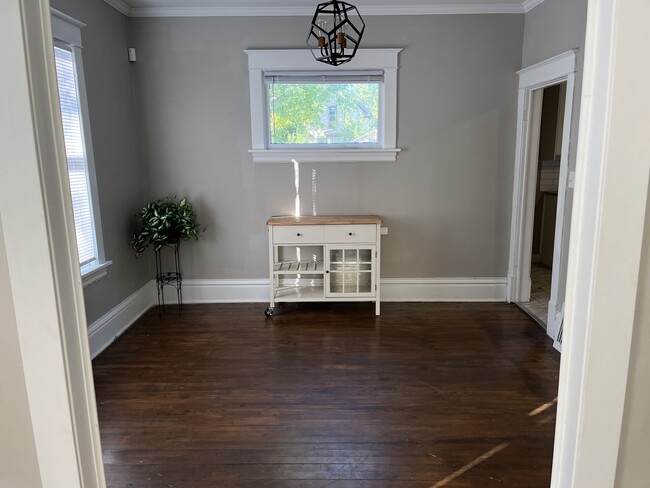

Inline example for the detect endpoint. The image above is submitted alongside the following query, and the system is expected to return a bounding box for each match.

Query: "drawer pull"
[348,232,353,236]
[297,233,302,237]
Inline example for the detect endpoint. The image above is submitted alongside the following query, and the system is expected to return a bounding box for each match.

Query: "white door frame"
[552,0,650,485]
[1,0,105,485]
[507,50,576,341]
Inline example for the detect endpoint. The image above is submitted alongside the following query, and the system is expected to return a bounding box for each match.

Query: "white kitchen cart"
[266,215,383,316]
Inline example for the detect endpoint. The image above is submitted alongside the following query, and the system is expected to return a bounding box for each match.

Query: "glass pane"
[54,46,96,267]
[359,249,372,262]
[330,249,343,262]
[359,263,372,271]
[343,271,358,293]
[344,249,358,263]
[330,262,345,272]
[359,272,372,293]
[329,272,343,293]
[267,83,379,145]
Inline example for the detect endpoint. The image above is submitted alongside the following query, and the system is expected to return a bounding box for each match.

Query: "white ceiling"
[105,0,546,17]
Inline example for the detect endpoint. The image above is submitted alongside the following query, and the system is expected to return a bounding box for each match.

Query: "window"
[52,10,110,286]
[266,72,381,146]
[246,49,401,162]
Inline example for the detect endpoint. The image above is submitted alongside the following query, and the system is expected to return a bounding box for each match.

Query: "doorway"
[518,83,567,327]
[507,51,576,344]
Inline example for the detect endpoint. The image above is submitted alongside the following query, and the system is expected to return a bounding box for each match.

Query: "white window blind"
[54,45,97,267]
[263,70,384,84]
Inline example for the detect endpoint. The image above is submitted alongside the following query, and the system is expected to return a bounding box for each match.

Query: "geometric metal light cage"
[306,0,365,66]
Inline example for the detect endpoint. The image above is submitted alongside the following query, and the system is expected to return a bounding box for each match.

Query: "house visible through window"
[52,10,110,285]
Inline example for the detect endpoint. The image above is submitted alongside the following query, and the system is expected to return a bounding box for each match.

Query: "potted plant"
[130,195,204,255]
[130,195,205,311]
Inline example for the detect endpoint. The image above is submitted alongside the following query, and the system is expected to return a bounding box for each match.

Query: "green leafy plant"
[130,195,205,256]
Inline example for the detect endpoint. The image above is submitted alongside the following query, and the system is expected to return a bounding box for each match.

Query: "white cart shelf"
[266,215,383,316]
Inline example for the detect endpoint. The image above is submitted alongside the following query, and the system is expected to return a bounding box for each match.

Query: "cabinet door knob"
[296,233,302,236]
[348,232,353,236]
[326,270,329,273]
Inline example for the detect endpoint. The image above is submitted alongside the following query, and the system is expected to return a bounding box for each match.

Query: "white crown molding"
[103,0,130,16]
[522,0,547,13]
[51,8,87,28]
[126,4,525,18]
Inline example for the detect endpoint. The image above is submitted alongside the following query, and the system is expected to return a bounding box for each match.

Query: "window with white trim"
[52,10,111,286]
[246,49,401,163]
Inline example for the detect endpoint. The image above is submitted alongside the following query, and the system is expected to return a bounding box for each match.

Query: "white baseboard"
[381,278,508,302]
[163,279,270,303]
[89,277,508,358]
[162,277,508,304]
[87,281,156,358]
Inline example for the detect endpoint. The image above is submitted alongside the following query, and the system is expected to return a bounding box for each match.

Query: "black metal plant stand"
[155,241,182,313]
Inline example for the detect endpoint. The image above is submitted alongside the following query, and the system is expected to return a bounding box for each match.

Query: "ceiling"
[105,0,545,17]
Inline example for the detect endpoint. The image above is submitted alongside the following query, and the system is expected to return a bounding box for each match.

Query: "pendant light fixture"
[306,1,365,67]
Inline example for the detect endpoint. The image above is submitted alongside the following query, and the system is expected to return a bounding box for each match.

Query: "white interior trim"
[103,0,130,16]
[124,4,526,18]
[52,9,111,290]
[246,49,401,163]
[81,259,113,287]
[381,278,507,301]
[250,148,400,163]
[2,0,105,484]
[546,75,575,340]
[507,50,576,321]
[88,281,156,358]
[51,8,86,30]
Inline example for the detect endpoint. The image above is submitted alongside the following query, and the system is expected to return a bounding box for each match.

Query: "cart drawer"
[272,225,324,244]
[324,224,376,243]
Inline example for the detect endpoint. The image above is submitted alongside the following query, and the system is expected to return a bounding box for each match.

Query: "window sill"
[250,148,401,163]
[81,260,112,288]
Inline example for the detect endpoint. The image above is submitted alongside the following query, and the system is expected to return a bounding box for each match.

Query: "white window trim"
[245,49,401,163]
[51,9,111,286]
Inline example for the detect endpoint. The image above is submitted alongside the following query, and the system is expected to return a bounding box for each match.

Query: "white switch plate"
[381,227,388,235]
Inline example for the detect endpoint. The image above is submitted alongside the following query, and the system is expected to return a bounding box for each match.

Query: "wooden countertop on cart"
[266,215,383,226]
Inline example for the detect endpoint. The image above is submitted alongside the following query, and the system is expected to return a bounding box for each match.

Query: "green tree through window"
[267,82,379,145]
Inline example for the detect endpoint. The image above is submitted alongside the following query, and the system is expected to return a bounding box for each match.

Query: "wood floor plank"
[93,302,559,487]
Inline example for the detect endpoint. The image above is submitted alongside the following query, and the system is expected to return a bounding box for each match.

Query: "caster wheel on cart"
[264,307,274,317]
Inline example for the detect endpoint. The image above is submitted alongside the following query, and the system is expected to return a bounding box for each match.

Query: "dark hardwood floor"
[92,302,560,487]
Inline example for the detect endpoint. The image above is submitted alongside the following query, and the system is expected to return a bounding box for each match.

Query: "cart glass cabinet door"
[325,245,376,297]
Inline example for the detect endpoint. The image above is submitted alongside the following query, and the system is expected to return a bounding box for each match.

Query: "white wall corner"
[90,277,509,358]
[126,4,524,18]
[87,280,156,358]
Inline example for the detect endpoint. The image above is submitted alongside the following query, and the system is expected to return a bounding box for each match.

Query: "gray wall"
[130,15,523,279]
[51,0,152,324]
